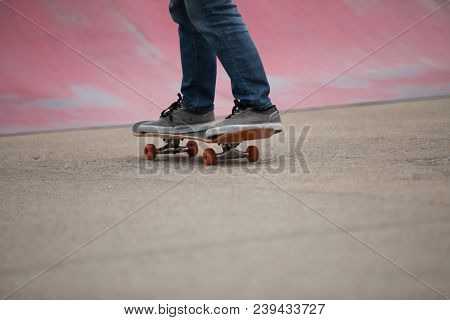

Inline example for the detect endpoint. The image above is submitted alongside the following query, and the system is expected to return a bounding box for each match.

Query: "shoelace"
[160,93,183,121]
[225,99,249,119]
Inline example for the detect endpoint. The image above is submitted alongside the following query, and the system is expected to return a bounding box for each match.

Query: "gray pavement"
[1,97,449,299]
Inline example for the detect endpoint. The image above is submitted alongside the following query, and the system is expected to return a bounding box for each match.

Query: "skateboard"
[132,126,275,165]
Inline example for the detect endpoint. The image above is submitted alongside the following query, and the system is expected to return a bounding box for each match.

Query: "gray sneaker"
[206,100,283,137]
[135,94,215,134]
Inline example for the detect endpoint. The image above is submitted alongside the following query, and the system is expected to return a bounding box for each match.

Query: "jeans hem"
[182,100,214,114]
[240,100,273,111]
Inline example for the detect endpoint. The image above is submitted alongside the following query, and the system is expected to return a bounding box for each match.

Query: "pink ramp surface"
[1,0,450,134]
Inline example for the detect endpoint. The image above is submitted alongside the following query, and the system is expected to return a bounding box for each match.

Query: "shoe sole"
[206,122,283,137]
[137,121,216,134]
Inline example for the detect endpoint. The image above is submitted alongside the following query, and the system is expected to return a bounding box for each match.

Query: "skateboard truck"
[144,139,198,160]
[203,143,259,165]
[144,139,259,166]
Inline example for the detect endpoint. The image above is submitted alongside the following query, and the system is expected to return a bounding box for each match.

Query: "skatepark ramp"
[1,0,449,134]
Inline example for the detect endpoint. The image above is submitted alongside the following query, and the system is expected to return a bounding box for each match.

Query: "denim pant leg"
[169,0,217,113]
[183,0,272,109]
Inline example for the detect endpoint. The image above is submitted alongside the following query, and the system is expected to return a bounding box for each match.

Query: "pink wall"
[1,0,449,134]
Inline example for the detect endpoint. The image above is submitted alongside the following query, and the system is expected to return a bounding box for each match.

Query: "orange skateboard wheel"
[186,141,198,157]
[246,146,259,162]
[144,144,157,160]
[203,148,216,166]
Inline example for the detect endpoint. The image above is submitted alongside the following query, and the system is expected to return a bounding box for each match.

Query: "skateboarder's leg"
[183,0,282,137]
[132,0,217,134]
[169,0,217,113]
[183,0,272,110]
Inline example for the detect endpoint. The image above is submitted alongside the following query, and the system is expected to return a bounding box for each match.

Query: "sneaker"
[134,94,215,134]
[206,99,283,137]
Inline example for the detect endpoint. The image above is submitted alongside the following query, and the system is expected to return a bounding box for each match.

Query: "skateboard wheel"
[246,146,259,162]
[144,144,157,160]
[203,148,216,166]
[186,141,198,157]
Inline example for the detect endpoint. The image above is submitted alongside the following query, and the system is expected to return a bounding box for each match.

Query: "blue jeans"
[169,0,272,113]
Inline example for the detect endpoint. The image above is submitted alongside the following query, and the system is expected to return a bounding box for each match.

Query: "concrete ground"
[1,97,449,299]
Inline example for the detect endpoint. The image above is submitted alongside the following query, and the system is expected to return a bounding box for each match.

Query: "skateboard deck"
[132,127,275,143]
[132,125,276,165]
